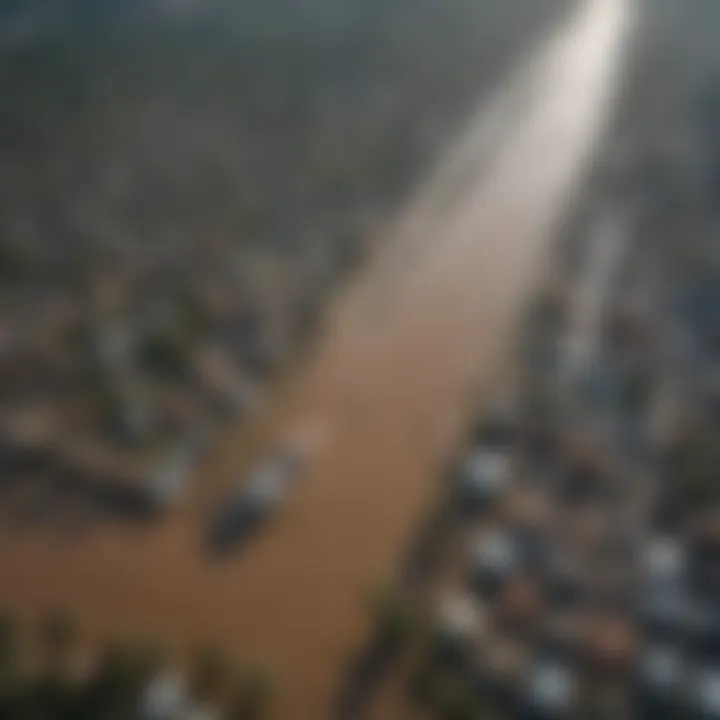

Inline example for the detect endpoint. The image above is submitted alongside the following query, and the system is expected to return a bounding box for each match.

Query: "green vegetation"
[666,431,720,510]
[190,645,231,703]
[0,242,29,283]
[80,641,165,719]
[228,666,275,720]
[40,609,78,673]
[408,653,441,706]
[139,327,193,379]
[407,648,500,720]
[0,614,18,688]
[0,612,278,720]
[366,586,423,652]
[435,679,480,720]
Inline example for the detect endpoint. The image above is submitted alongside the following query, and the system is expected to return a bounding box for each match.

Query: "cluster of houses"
[140,671,221,720]
[422,146,719,718]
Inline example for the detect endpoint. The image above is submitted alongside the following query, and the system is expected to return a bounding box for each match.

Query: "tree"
[24,672,78,720]
[139,328,192,379]
[407,652,441,707]
[190,645,231,704]
[667,431,719,510]
[0,613,21,717]
[366,586,421,652]
[40,609,78,675]
[433,677,483,720]
[79,641,164,720]
[228,666,275,720]
[0,613,18,686]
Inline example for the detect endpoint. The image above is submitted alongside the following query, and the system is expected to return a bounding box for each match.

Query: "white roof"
[461,450,511,494]
[643,586,692,628]
[695,668,720,717]
[243,472,286,509]
[644,537,686,582]
[438,594,484,640]
[486,392,517,424]
[140,672,189,720]
[241,448,300,491]
[640,645,684,691]
[151,450,192,507]
[472,531,517,573]
[526,663,576,713]
[247,459,287,487]
[182,704,221,720]
[285,420,325,460]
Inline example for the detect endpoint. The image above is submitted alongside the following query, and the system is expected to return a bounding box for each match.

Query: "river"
[0,1,634,717]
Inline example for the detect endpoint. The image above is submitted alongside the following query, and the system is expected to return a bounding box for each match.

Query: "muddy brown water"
[0,1,632,717]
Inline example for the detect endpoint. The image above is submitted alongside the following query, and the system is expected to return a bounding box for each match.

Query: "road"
[0,1,634,718]
[563,202,634,386]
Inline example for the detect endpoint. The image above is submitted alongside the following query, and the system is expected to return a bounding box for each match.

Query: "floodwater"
[0,0,633,717]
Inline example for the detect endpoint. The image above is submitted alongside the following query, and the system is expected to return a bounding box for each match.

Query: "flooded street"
[0,0,633,717]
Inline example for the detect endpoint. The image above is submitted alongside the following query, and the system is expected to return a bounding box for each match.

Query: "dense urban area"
[0,0,569,518]
[351,1,720,718]
[0,0,719,718]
